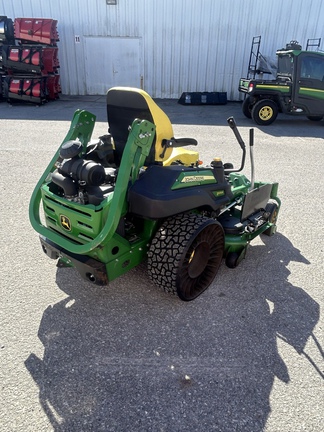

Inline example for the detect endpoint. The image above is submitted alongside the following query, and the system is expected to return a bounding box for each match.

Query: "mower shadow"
[25,233,320,432]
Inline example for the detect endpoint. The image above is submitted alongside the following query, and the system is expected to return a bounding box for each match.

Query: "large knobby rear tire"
[147,213,225,301]
[252,99,278,125]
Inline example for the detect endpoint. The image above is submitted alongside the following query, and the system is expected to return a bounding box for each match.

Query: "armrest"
[160,137,198,157]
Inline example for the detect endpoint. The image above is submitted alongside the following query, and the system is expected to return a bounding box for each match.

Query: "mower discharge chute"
[29,87,280,301]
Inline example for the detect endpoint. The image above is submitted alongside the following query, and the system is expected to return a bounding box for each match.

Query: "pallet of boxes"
[0,16,61,104]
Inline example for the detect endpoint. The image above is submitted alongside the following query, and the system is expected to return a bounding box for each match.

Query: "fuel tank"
[128,164,233,219]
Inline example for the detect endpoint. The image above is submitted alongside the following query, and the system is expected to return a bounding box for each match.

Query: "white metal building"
[1,0,324,99]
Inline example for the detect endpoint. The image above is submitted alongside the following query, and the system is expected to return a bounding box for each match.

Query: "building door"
[84,36,142,94]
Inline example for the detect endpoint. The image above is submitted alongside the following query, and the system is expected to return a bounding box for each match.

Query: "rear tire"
[242,96,253,119]
[252,99,278,125]
[147,213,225,301]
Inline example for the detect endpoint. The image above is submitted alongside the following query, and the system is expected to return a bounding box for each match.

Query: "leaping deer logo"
[60,215,71,231]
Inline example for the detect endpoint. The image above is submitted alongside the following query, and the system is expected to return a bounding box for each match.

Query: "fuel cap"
[60,140,82,159]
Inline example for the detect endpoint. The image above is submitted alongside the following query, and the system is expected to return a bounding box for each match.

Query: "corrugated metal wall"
[1,0,324,99]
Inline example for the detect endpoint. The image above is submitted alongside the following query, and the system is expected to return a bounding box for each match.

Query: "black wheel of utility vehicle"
[242,96,253,119]
[307,115,323,121]
[147,213,225,301]
[252,99,278,125]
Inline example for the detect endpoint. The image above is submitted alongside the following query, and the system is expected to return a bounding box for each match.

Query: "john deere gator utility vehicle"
[29,87,280,301]
[239,38,324,125]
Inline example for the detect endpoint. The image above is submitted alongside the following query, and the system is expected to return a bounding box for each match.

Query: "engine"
[51,137,116,206]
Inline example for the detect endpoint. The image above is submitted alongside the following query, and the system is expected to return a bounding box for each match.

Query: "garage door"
[84,36,142,94]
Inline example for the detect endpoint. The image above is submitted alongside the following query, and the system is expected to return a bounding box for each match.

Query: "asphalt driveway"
[0,95,323,431]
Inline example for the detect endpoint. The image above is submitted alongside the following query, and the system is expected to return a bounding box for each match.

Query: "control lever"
[225,116,246,173]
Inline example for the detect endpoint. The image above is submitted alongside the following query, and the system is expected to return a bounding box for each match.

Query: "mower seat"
[106,87,198,166]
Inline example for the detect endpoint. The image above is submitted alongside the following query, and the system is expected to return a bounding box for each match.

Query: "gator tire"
[242,96,253,119]
[251,99,278,125]
[147,213,225,301]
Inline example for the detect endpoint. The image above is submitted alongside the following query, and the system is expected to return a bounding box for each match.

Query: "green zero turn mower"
[29,87,281,301]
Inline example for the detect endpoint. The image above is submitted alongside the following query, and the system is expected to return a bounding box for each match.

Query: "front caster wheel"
[263,199,279,236]
[147,213,225,301]
[225,252,240,269]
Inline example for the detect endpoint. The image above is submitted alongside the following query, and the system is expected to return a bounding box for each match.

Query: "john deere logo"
[60,215,71,231]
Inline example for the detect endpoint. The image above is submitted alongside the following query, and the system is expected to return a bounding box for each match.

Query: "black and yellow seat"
[106,87,199,166]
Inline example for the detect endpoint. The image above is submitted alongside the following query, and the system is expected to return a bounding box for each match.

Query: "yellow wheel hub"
[259,106,273,120]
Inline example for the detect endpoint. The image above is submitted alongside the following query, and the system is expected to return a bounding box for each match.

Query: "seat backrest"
[106,87,174,165]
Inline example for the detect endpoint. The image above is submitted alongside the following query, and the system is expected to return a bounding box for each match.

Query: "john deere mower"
[29,87,280,301]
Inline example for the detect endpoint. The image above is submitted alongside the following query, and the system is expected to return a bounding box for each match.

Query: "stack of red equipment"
[1,17,61,104]
[3,45,59,74]
[14,18,59,45]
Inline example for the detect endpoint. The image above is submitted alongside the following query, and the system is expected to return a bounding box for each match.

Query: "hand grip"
[227,116,246,150]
